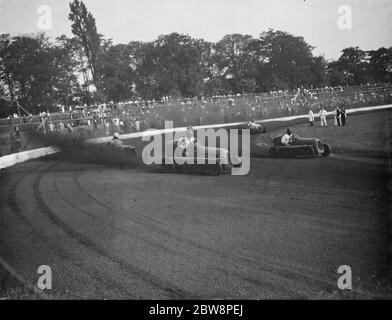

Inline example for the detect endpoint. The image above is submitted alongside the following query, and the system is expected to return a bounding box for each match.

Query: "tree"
[4,33,57,112]
[212,34,256,93]
[329,47,370,85]
[0,33,87,114]
[129,33,210,99]
[368,47,392,83]
[153,33,208,98]
[69,0,102,91]
[99,40,135,102]
[0,34,16,114]
[131,41,159,100]
[255,29,326,90]
[53,35,85,105]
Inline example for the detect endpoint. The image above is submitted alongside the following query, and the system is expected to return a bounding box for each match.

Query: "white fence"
[1,104,391,170]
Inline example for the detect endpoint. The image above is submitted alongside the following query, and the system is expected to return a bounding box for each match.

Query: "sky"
[0,0,391,60]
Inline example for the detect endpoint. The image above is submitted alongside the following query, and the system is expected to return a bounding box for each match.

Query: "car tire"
[161,159,174,172]
[222,152,232,171]
[304,146,314,158]
[208,160,222,176]
[322,144,331,157]
[269,147,278,158]
[174,162,183,173]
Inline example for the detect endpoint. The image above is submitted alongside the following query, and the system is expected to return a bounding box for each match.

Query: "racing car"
[160,138,238,176]
[73,136,138,166]
[247,120,267,135]
[269,133,331,158]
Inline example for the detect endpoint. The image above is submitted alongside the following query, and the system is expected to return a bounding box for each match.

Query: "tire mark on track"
[138,176,386,237]
[6,161,72,261]
[72,171,340,294]
[59,174,307,297]
[34,164,195,299]
[5,161,140,298]
[53,173,184,258]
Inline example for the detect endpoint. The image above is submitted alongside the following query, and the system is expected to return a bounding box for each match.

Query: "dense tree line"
[1,0,391,116]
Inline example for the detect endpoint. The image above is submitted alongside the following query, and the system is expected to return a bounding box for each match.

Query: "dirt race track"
[1,146,391,299]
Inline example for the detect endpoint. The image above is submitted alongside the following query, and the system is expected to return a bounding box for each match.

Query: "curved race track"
[0,152,391,299]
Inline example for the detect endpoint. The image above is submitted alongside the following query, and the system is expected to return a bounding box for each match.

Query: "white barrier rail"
[0,146,60,170]
[1,103,391,170]
[89,103,392,143]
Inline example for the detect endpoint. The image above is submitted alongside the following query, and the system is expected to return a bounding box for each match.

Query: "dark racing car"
[238,120,267,135]
[159,126,242,175]
[160,138,234,175]
[269,132,331,158]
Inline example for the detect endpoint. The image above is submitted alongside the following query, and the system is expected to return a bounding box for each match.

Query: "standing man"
[340,107,347,126]
[335,106,341,126]
[308,109,314,127]
[135,119,141,132]
[319,106,328,127]
[104,119,110,136]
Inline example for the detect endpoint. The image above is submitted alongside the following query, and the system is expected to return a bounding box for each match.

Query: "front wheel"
[322,144,331,157]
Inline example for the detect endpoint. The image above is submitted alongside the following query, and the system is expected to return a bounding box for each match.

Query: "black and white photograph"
[0,0,391,307]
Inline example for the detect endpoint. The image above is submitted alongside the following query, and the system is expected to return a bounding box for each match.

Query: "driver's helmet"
[113,132,120,139]
[287,127,293,135]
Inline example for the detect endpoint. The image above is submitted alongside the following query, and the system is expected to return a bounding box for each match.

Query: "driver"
[248,119,262,133]
[281,127,295,146]
[110,132,123,147]
[177,126,196,150]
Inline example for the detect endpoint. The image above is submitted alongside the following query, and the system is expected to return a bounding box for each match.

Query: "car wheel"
[222,152,232,171]
[161,159,174,172]
[304,146,314,158]
[269,147,278,158]
[174,162,183,173]
[322,144,331,157]
[208,160,222,176]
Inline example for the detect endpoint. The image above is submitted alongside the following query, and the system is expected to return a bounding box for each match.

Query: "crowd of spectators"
[4,83,392,139]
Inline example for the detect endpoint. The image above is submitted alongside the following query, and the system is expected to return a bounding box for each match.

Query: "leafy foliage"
[1,0,391,117]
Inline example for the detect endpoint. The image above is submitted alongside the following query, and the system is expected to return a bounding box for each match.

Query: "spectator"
[308,109,314,127]
[135,119,140,131]
[48,121,55,132]
[15,126,21,151]
[319,106,328,127]
[334,106,341,126]
[104,120,110,135]
[341,107,347,126]
[66,123,73,133]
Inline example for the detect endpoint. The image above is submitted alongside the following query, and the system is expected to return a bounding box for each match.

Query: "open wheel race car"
[160,139,239,176]
[238,121,267,135]
[248,122,267,135]
[269,134,331,158]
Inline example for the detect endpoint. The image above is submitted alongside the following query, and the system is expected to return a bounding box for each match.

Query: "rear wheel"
[269,147,278,158]
[174,162,183,173]
[222,152,232,171]
[208,160,222,176]
[322,144,331,157]
[161,159,174,172]
[304,146,314,158]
